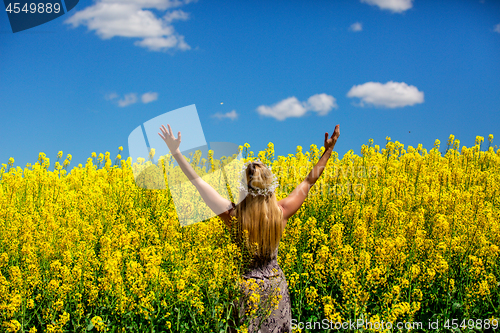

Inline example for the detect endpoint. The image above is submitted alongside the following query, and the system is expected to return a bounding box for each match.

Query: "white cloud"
[141,92,159,103]
[349,22,363,32]
[212,110,238,121]
[494,23,500,33]
[64,0,195,52]
[304,94,338,115]
[118,93,138,107]
[107,91,157,106]
[105,92,119,100]
[98,0,196,10]
[163,9,190,23]
[347,81,424,108]
[257,97,304,121]
[256,94,337,121]
[360,0,413,13]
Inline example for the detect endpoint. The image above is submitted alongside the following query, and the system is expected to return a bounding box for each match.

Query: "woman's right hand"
[324,124,340,151]
[159,124,181,154]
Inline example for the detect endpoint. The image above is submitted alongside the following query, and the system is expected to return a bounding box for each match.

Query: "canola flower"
[0,136,499,332]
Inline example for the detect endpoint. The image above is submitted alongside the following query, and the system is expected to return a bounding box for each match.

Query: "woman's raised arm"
[278,124,340,220]
[158,124,231,217]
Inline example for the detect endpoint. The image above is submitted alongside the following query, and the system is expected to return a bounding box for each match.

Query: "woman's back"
[227,204,292,333]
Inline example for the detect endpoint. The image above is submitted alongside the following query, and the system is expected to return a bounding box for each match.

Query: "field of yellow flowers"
[0,135,499,332]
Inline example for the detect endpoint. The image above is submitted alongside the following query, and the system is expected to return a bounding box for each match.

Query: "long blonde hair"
[233,161,284,260]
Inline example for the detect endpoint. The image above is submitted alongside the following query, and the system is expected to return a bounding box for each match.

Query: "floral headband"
[237,159,279,197]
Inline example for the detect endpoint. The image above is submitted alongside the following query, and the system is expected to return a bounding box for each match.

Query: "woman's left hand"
[324,124,340,151]
[159,124,181,153]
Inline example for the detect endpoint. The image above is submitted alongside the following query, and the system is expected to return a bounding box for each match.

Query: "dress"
[236,247,292,333]
[226,204,292,333]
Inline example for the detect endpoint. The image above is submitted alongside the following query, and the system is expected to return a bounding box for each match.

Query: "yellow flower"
[53,299,64,312]
[91,316,107,332]
[58,312,70,326]
[447,134,455,146]
[305,286,318,306]
[58,151,63,158]
[119,146,123,151]
[2,132,499,332]
[4,320,21,332]
[91,316,102,324]
[91,152,97,158]
[177,279,185,290]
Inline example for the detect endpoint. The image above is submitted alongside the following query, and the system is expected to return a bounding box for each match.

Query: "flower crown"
[238,159,279,197]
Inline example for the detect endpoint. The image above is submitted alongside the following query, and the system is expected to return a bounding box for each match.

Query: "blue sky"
[1,0,500,170]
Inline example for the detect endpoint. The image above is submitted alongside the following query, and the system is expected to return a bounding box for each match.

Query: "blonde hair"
[234,161,284,260]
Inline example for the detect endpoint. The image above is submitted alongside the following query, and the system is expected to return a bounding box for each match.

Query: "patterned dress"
[226,203,292,333]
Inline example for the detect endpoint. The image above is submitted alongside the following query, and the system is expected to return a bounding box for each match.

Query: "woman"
[159,124,340,333]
